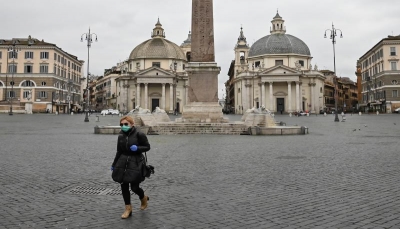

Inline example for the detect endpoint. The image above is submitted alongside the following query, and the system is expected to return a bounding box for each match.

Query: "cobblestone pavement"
[0,113,400,228]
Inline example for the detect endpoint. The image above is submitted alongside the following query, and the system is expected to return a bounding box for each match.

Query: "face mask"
[121,125,131,132]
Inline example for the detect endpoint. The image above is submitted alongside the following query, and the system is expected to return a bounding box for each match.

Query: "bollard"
[71,112,74,115]
[307,113,309,117]
[324,112,327,116]
[55,111,58,115]
[359,112,362,116]
[103,113,105,117]
[96,115,100,122]
[289,113,292,117]
[376,111,379,115]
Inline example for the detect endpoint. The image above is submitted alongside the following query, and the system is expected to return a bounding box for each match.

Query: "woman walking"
[111,116,151,219]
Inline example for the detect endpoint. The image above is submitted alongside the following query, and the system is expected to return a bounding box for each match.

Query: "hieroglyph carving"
[192,0,215,62]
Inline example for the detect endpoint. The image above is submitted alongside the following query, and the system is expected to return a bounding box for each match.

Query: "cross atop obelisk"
[191,0,215,62]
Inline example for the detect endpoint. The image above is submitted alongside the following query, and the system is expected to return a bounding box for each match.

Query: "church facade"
[114,19,191,114]
[226,13,325,114]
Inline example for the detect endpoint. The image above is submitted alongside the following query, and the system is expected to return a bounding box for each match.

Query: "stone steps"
[150,123,248,135]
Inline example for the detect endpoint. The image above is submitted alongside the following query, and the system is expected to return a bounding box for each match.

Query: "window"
[23,91,30,98]
[299,60,304,67]
[183,64,185,70]
[391,62,397,70]
[41,81,46,86]
[54,53,57,60]
[22,80,33,87]
[25,51,34,59]
[0,51,2,59]
[390,47,396,56]
[393,90,398,98]
[275,60,283,66]
[392,80,398,85]
[8,91,16,98]
[9,51,18,59]
[68,61,70,68]
[40,52,49,59]
[0,82,3,86]
[152,62,161,67]
[40,64,49,73]
[39,91,47,98]
[58,55,60,62]
[24,64,33,73]
[8,64,17,73]
[255,61,261,67]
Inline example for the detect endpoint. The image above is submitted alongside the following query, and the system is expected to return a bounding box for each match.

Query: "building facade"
[0,36,84,113]
[357,35,400,113]
[226,13,325,114]
[114,19,191,114]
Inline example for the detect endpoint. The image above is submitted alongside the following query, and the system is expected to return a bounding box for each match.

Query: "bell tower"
[234,26,250,74]
[151,18,165,38]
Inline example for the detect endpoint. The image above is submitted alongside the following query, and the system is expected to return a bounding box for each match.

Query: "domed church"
[115,19,191,113]
[227,12,325,114]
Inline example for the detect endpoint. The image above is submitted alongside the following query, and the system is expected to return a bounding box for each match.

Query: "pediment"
[259,65,299,75]
[136,66,175,77]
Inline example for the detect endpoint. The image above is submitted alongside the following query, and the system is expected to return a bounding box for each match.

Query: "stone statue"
[153,107,166,113]
[314,64,318,71]
[309,64,312,70]
[294,61,301,71]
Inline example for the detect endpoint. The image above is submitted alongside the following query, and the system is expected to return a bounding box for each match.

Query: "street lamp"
[324,23,343,122]
[81,28,98,122]
[7,40,21,115]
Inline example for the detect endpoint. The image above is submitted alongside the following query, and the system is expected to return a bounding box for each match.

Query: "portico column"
[287,81,292,112]
[258,82,262,108]
[136,83,140,107]
[299,82,303,111]
[184,82,188,105]
[296,81,300,111]
[269,82,274,111]
[161,83,166,109]
[169,83,173,111]
[310,80,315,112]
[261,82,266,108]
[144,83,148,109]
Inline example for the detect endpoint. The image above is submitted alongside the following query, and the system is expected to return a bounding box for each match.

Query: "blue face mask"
[121,125,131,132]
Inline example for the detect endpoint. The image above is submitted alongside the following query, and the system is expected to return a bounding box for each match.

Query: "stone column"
[258,82,262,108]
[261,82,265,108]
[125,80,130,112]
[184,82,188,105]
[161,83,166,109]
[310,80,315,112]
[269,82,274,111]
[136,83,140,107]
[144,83,148,109]
[299,82,303,111]
[287,81,292,112]
[170,83,173,111]
[296,81,300,111]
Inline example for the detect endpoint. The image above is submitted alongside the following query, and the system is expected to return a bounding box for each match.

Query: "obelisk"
[181,0,227,123]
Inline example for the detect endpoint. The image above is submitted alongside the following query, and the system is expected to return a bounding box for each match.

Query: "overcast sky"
[1,0,399,99]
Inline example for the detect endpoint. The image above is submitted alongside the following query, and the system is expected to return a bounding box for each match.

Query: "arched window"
[22,80,34,87]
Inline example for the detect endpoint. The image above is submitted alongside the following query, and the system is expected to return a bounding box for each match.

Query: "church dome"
[248,12,311,57]
[249,34,311,57]
[129,19,186,61]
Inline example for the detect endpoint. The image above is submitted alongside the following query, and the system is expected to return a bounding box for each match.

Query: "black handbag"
[142,152,155,178]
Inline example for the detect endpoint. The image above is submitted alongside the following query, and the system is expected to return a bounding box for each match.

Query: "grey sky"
[2,0,399,98]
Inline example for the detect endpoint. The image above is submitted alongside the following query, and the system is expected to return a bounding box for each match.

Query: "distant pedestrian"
[111,116,151,219]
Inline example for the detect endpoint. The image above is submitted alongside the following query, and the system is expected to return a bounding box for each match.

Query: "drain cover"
[65,186,123,196]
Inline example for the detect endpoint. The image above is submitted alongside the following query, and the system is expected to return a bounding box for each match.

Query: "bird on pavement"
[352,129,357,132]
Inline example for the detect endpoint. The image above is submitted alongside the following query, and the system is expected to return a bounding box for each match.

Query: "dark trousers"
[121,182,144,205]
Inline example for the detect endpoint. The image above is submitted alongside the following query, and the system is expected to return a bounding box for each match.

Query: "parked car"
[100,109,109,115]
[394,107,400,113]
[110,109,120,115]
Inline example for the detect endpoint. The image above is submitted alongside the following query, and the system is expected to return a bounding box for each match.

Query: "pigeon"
[394,123,397,125]
[359,129,361,131]
[364,125,368,127]
[352,129,357,132]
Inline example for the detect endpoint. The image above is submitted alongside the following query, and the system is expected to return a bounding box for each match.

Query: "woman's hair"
[120,116,135,125]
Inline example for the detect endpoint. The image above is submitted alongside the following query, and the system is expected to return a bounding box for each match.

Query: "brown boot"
[140,196,149,210]
[121,205,132,219]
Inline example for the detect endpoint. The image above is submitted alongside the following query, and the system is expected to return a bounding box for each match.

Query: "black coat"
[111,127,151,183]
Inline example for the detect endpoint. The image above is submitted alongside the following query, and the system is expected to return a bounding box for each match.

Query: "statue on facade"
[294,61,302,71]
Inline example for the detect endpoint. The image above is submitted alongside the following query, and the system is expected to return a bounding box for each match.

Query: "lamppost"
[324,23,343,122]
[7,40,21,115]
[81,28,98,122]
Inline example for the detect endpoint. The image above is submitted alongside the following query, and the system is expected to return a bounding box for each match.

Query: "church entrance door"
[277,98,285,113]
[151,99,159,112]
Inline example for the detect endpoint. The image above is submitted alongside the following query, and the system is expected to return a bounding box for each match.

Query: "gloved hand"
[130,145,138,151]
[111,166,114,171]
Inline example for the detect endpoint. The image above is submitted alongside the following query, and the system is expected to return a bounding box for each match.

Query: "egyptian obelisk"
[181,0,227,123]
